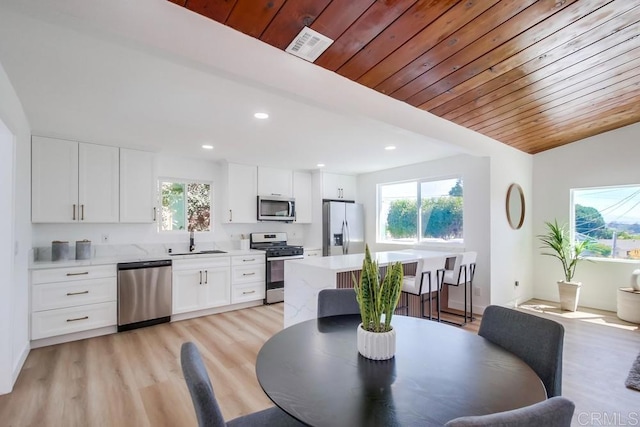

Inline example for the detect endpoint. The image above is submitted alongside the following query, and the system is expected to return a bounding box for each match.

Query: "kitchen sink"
[169,250,227,256]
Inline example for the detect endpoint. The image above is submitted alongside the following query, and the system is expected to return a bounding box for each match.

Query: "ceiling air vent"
[285,27,333,63]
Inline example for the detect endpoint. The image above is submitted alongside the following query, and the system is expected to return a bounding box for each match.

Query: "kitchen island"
[284,249,454,327]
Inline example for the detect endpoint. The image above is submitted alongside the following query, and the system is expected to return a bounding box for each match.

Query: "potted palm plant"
[538,220,589,311]
[353,245,403,360]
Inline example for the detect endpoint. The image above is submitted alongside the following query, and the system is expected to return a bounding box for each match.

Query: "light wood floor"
[0,301,638,427]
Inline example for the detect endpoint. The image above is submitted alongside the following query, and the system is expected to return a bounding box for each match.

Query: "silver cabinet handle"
[271,193,282,196]
[67,316,88,322]
[242,290,256,295]
[81,204,85,221]
[243,258,256,262]
[242,272,255,276]
[205,270,208,284]
[153,207,157,221]
[72,204,76,220]
[229,209,233,222]
[66,272,89,276]
[199,270,202,285]
[66,290,89,296]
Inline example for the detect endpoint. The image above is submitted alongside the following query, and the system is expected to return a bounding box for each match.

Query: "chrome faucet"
[189,231,195,252]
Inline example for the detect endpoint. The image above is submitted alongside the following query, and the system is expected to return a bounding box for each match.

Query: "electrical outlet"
[473,286,481,297]
[101,233,109,244]
[515,280,520,287]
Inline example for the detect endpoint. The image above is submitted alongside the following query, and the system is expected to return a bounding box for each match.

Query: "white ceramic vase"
[356,323,396,360]
[558,280,582,312]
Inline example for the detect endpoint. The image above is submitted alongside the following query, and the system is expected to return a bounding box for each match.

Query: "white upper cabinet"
[258,167,293,197]
[221,162,257,223]
[32,136,79,223]
[293,171,312,223]
[32,136,119,223]
[321,172,356,201]
[78,143,119,223]
[120,148,156,223]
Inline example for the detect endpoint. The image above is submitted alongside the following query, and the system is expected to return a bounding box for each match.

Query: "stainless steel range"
[250,232,304,304]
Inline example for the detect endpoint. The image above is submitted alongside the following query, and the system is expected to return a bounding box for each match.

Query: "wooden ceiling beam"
[314,0,418,71]
[370,0,532,94]
[469,69,640,139]
[393,0,585,104]
[432,4,640,119]
[464,56,640,134]
[337,0,459,81]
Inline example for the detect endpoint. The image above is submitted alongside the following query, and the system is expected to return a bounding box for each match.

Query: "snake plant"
[353,245,403,333]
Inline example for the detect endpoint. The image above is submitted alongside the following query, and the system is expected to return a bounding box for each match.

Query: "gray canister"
[76,240,92,260]
[51,241,70,261]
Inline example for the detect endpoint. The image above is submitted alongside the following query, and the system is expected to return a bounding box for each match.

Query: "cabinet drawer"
[232,264,265,284]
[32,264,116,284]
[31,301,117,340]
[172,257,230,271]
[232,254,265,266]
[232,282,265,304]
[32,277,116,311]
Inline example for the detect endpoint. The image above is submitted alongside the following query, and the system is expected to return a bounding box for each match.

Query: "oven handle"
[266,255,305,261]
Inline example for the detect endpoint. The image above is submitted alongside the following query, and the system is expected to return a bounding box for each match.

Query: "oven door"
[265,256,304,304]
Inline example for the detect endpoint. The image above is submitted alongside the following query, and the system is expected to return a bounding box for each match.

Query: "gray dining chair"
[180,342,304,427]
[478,305,565,397]
[317,288,360,318]
[398,256,446,320]
[444,396,575,427]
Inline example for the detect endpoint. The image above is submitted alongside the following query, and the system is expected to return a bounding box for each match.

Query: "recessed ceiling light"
[202,144,214,150]
[254,112,269,119]
[385,145,396,151]
[317,163,325,168]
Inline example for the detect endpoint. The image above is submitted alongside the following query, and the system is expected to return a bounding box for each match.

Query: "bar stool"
[398,256,447,320]
[441,251,477,326]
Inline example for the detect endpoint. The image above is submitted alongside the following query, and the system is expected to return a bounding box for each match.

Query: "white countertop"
[287,249,455,273]
[29,249,264,270]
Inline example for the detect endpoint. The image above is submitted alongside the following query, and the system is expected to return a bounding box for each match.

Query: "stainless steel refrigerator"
[323,201,365,256]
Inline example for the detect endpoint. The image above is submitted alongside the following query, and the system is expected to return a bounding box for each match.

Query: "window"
[159,180,211,232]
[378,177,463,244]
[572,185,640,259]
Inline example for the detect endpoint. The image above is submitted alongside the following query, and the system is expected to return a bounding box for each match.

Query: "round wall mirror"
[506,183,525,230]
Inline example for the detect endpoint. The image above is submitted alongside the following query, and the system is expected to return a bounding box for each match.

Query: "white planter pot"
[357,323,396,360]
[558,280,582,312]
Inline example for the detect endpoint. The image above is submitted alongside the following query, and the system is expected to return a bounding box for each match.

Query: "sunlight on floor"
[518,300,640,332]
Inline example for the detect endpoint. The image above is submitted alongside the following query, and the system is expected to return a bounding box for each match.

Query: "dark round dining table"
[256,314,546,427]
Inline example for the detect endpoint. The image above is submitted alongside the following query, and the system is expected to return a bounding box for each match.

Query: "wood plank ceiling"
[169,0,640,154]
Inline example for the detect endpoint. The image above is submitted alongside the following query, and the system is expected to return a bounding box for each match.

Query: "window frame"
[570,184,640,262]
[157,177,213,233]
[376,174,464,247]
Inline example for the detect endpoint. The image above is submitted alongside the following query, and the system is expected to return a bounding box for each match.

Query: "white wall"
[0,61,31,394]
[533,123,640,311]
[32,155,309,250]
[357,154,491,313]
[489,149,534,308]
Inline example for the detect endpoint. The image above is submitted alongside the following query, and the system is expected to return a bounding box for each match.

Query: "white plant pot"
[558,280,582,312]
[357,323,396,360]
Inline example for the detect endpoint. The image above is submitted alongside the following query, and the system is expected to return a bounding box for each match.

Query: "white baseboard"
[171,300,264,322]
[30,326,117,349]
[12,341,29,385]
[447,301,486,316]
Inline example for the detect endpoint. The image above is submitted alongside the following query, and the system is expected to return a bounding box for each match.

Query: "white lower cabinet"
[231,254,265,303]
[31,265,117,340]
[172,257,231,314]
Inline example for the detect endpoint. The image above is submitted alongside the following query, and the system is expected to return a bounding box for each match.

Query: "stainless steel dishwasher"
[117,259,172,332]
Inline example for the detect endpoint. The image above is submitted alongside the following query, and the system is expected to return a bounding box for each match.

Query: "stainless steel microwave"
[257,195,296,222]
